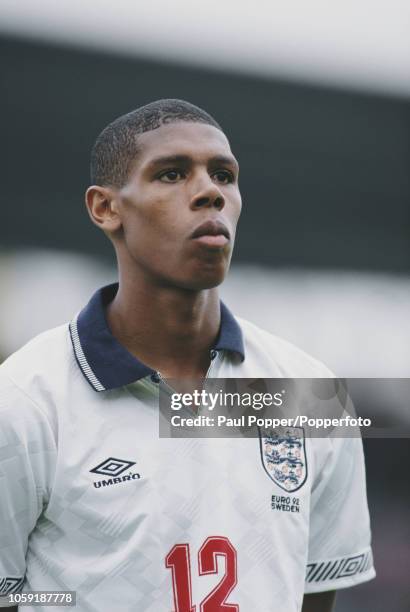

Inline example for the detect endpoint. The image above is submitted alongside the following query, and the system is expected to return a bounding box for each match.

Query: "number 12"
[166,536,239,611]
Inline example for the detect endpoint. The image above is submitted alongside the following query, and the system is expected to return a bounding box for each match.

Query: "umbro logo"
[90,457,141,490]
[90,457,136,477]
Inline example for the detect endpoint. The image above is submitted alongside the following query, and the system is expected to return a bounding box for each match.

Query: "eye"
[212,170,234,184]
[158,170,184,182]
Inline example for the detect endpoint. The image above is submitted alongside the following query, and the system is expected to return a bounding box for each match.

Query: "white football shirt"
[0,283,375,611]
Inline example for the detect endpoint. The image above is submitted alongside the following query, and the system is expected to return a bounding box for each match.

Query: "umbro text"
[93,472,141,488]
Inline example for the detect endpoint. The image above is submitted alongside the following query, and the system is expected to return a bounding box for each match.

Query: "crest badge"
[259,427,307,492]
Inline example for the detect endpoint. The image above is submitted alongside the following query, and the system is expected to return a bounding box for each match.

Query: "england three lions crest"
[259,427,307,492]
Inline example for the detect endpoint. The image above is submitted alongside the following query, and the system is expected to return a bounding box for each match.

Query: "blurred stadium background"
[1,1,409,610]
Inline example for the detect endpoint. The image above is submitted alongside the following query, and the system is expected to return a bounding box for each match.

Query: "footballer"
[0,99,375,611]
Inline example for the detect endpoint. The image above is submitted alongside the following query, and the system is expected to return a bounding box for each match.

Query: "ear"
[85,185,122,234]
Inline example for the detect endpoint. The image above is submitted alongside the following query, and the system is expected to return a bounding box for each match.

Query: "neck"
[106,267,221,378]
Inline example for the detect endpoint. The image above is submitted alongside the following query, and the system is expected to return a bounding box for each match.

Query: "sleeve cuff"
[304,548,375,593]
[0,577,24,596]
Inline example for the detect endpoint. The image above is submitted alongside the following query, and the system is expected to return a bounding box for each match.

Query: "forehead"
[135,122,235,166]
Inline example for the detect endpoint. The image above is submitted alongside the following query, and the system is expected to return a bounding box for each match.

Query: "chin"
[176,268,227,291]
[191,278,224,290]
[156,256,231,291]
[178,276,225,291]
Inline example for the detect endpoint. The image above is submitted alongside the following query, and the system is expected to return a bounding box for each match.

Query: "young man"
[0,99,375,611]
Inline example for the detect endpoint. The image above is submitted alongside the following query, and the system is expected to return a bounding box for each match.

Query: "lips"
[190,220,230,241]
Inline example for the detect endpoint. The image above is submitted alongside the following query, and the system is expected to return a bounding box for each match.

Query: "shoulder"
[237,316,334,377]
[1,323,72,381]
[0,323,74,417]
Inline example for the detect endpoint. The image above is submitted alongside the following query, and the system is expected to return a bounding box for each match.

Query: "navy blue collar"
[69,283,245,392]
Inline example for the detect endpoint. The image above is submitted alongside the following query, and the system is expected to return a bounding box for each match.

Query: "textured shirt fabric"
[0,284,375,611]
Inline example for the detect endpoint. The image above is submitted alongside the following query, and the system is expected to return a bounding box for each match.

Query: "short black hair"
[90,99,222,187]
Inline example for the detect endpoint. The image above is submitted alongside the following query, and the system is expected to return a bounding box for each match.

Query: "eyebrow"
[147,154,239,170]
[210,155,239,170]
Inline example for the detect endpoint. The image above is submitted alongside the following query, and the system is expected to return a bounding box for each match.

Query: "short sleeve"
[0,372,56,597]
[305,435,376,593]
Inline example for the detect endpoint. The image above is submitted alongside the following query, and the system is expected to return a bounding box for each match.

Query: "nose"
[190,175,225,211]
